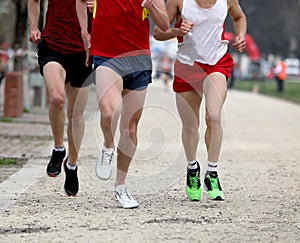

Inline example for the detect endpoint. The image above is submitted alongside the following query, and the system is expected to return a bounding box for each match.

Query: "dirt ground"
[0,85,299,242]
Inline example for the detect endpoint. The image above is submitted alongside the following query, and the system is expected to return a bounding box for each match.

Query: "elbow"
[160,23,170,32]
[153,33,162,41]
[153,27,159,40]
[153,26,165,41]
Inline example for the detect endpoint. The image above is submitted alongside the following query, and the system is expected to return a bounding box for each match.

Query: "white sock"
[205,160,217,177]
[66,160,77,170]
[187,160,198,170]
[54,146,65,152]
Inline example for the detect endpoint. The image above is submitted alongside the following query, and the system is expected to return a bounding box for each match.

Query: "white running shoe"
[96,146,114,180]
[115,184,139,209]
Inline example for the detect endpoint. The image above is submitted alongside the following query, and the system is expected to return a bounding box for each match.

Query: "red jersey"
[90,0,150,58]
[42,0,85,54]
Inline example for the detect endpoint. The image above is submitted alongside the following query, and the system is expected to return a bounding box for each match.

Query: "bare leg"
[65,83,90,165]
[43,62,66,148]
[203,73,227,162]
[176,91,202,161]
[96,66,123,148]
[115,88,147,186]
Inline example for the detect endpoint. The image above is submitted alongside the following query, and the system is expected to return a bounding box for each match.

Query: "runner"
[154,0,247,201]
[77,0,169,208]
[28,0,92,196]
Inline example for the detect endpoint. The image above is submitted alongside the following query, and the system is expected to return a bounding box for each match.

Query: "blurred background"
[0,0,300,116]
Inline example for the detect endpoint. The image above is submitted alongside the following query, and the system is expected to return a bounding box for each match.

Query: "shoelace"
[117,188,132,201]
[101,150,113,166]
[209,177,220,190]
[189,173,199,189]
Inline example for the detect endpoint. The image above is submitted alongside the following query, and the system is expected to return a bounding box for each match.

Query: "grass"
[0,117,13,123]
[233,79,300,105]
[0,158,25,166]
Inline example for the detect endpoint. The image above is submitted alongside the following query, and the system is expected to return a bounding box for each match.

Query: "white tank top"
[177,0,229,65]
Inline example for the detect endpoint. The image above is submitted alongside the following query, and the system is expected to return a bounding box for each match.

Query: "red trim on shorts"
[173,53,233,93]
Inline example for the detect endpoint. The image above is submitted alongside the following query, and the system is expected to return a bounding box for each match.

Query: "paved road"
[0,82,299,242]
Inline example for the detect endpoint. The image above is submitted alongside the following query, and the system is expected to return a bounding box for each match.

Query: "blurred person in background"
[273,58,287,93]
[0,41,8,85]
[157,51,173,90]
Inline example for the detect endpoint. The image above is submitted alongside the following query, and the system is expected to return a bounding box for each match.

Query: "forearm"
[233,14,247,38]
[76,0,89,34]
[149,2,170,31]
[28,0,40,31]
[153,26,180,41]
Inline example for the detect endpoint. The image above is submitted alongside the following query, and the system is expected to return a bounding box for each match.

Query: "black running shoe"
[64,160,79,196]
[46,149,66,177]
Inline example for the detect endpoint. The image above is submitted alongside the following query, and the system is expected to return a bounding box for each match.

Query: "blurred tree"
[0,0,28,48]
[226,0,300,58]
[0,0,46,71]
[0,0,300,59]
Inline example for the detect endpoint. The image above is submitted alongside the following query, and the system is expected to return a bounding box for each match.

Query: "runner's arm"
[143,0,170,31]
[153,0,193,41]
[76,0,91,66]
[228,0,247,53]
[28,0,41,43]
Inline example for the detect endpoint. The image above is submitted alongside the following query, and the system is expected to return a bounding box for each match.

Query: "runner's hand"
[232,34,246,53]
[179,20,194,36]
[81,31,91,66]
[29,29,41,44]
[142,0,153,8]
[86,0,94,13]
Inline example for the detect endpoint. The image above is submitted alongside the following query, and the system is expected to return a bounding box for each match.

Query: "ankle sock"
[66,160,77,170]
[54,146,65,152]
[187,160,198,170]
[205,160,217,177]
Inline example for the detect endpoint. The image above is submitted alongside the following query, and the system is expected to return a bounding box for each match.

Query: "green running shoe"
[204,172,225,200]
[186,164,202,201]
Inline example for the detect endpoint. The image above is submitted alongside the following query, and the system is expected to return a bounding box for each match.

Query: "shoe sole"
[186,186,202,201]
[95,166,112,180]
[47,172,61,177]
[65,192,77,197]
[115,195,139,209]
[204,184,225,201]
[117,203,139,209]
[96,173,111,180]
[209,196,224,201]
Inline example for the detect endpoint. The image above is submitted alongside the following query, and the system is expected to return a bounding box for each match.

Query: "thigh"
[96,66,123,113]
[43,61,66,98]
[176,90,203,127]
[65,83,90,117]
[203,72,227,114]
[120,88,147,129]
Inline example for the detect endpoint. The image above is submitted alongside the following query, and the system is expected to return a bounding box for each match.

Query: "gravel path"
[0,84,299,242]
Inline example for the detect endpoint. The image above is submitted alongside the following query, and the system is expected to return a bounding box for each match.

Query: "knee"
[50,94,65,110]
[67,110,84,125]
[101,109,115,124]
[206,111,221,126]
[120,121,138,139]
[182,123,199,135]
